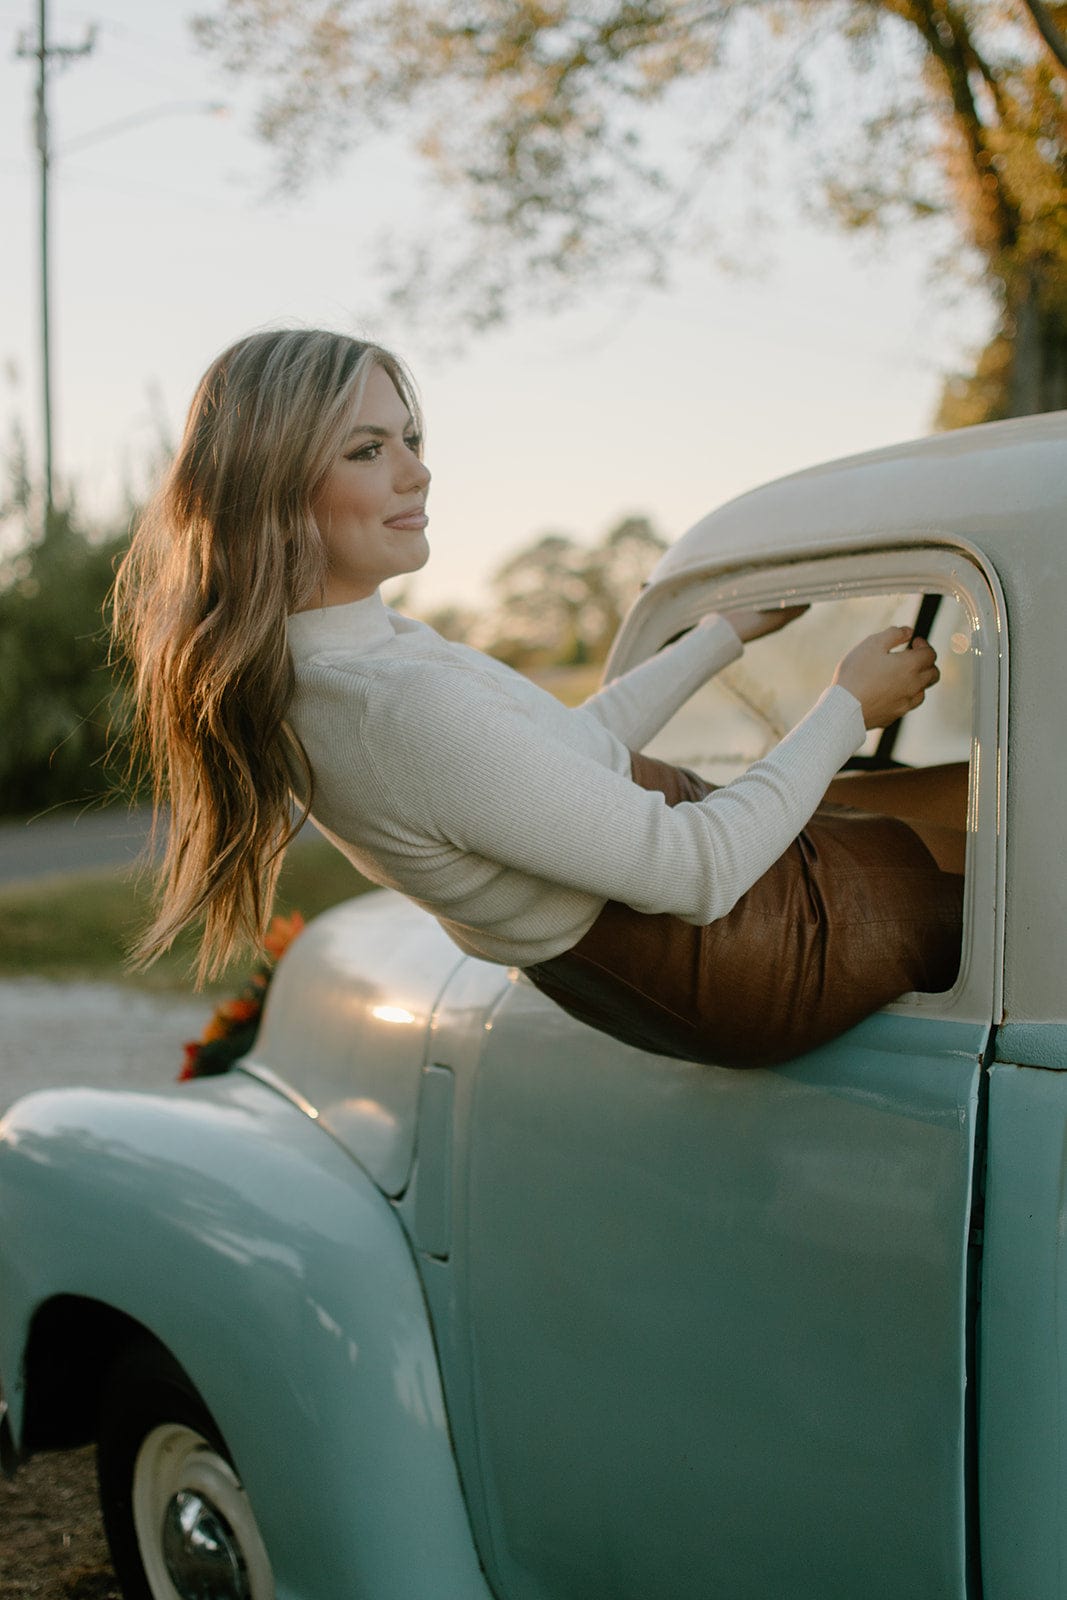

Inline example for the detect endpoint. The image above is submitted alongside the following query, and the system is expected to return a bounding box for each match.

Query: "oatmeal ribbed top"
[285,594,866,967]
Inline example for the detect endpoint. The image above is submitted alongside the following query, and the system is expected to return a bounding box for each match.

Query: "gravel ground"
[0,1449,119,1598]
[0,978,209,1116]
[1,979,215,1597]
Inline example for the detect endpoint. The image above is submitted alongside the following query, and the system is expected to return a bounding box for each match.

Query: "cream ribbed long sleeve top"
[285,594,866,967]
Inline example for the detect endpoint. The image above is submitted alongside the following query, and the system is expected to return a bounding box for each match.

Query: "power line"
[15,0,95,529]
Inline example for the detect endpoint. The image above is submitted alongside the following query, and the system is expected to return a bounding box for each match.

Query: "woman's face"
[310,364,431,605]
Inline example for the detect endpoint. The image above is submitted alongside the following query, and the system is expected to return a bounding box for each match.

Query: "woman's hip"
[523,750,963,1069]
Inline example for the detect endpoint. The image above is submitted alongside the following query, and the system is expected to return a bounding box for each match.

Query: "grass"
[0,838,372,991]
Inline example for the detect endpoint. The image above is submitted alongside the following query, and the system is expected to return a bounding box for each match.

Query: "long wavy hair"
[112,327,421,982]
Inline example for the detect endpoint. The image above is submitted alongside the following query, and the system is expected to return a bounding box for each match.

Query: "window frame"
[608,541,1008,1028]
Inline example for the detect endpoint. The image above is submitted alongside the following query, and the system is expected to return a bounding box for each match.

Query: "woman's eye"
[344,434,421,462]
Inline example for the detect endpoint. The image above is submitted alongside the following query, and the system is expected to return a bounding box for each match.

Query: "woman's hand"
[721,603,809,643]
[833,627,940,729]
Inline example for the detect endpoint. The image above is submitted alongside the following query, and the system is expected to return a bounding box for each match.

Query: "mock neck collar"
[286,590,396,658]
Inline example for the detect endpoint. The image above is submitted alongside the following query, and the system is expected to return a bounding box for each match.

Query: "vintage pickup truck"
[0,410,1064,1600]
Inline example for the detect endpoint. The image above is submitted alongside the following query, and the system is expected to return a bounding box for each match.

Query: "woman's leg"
[823,761,968,829]
[889,820,964,875]
[822,761,968,874]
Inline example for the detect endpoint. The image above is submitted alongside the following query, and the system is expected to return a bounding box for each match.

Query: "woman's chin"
[405,534,431,572]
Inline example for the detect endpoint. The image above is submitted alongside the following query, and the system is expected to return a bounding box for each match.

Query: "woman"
[114,328,964,1068]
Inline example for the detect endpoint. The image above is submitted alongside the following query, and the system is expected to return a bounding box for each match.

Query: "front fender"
[0,1072,492,1600]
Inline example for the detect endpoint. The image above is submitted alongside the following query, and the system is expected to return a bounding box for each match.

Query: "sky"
[0,0,994,610]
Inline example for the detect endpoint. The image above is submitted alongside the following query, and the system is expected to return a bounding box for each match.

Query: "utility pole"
[16,0,95,533]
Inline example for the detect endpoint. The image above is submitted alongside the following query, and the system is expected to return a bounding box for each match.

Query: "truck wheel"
[97,1339,275,1600]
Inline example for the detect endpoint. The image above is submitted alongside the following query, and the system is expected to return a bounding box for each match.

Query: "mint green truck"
[0,411,1063,1600]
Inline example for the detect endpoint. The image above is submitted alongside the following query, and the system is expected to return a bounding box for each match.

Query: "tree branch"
[1017,0,1067,71]
[892,0,1020,255]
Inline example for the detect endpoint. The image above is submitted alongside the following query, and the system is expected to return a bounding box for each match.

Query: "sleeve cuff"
[693,613,744,668]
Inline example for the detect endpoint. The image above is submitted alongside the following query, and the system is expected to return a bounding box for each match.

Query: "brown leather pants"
[524,751,964,1069]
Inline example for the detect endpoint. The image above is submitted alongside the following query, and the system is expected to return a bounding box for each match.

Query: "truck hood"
[243,892,469,1195]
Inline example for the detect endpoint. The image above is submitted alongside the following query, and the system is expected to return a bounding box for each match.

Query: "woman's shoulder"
[294,629,522,713]
[287,599,547,736]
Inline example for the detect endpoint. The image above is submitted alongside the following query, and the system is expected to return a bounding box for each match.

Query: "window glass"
[644,593,973,782]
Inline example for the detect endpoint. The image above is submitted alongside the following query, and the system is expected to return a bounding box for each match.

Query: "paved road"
[0,805,325,888]
[0,805,156,887]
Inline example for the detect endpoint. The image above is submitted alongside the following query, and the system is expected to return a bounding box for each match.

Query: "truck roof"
[646,411,1066,589]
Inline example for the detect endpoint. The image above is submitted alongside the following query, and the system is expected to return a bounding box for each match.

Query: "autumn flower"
[180,912,306,1081]
[263,911,305,961]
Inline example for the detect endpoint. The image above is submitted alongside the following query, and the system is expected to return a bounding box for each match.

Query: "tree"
[0,498,129,817]
[194,0,1067,416]
[480,514,666,666]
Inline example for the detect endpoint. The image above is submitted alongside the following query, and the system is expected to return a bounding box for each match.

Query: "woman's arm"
[579,615,742,750]
[365,660,866,927]
[581,606,808,751]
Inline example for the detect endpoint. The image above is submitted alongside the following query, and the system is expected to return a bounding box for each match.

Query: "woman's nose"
[402,453,431,494]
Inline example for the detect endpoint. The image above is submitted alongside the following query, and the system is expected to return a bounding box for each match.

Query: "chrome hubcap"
[162,1489,251,1600]
[132,1423,274,1600]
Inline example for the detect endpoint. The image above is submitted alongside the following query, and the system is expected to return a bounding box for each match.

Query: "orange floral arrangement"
[179,912,306,1081]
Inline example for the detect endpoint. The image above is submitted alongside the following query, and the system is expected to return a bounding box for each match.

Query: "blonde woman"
[114,328,964,1069]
